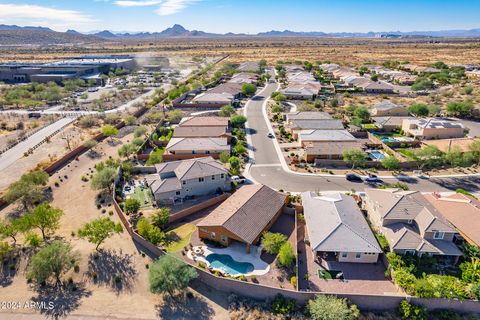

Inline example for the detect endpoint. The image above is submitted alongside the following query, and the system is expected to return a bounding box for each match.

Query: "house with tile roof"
[197,184,287,253]
[298,129,357,146]
[425,193,480,247]
[146,157,230,205]
[302,192,382,263]
[364,189,462,264]
[166,137,230,158]
[371,101,409,117]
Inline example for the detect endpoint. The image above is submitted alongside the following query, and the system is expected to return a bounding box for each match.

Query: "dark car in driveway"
[346,173,363,182]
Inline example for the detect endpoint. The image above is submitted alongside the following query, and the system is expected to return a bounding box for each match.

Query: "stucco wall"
[338,252,379,263]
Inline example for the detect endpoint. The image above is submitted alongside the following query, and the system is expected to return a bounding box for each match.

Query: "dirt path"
[0,132,230,320]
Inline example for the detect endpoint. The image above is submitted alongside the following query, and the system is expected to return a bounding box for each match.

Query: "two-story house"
[364,188,462,264]
[146,157,230,205]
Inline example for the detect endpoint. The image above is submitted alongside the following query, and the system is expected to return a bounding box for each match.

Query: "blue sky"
[0,0,479,33]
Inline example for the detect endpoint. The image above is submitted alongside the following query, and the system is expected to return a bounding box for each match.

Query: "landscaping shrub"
[278,242,296,268]
[290,276,297,287]
[261,232,287,254]
[398,300,427,320]
[271,294,296,315]
[307,295,359,320]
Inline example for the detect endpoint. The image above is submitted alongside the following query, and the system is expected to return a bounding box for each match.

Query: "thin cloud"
[0,4,93,27]
[155,0,200,16]
[115,0,162,7]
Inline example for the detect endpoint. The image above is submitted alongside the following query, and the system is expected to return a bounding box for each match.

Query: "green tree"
[307,295,359,320]
[136,218,164,245]
[133,126,148,138]
[446,100,473,117]
[399,300,428,320]
[124,115,136,126]
[414,145,444,169]
[167,109,184,123]
[241,83,257,96]
[261,232,287,254]
[408,103,429,117]
[469,140,480,164]
[460,257,480,283]
[146,153,163,165]
[117,143,137,159]
[273,93,287,102]
[151,207,170,230]
[381,156,400,171]
[149,255,198,298]
[230,115,247,128]
[234,144,247,155]
[78,217,123,251]
[342,149,367,169]
[23,203,64,240]
[0,218,29,244]
[91,167,116,193]
[218,105,236,117]
[444,146,465,167]
[228,156,241,174]
[427,104,442,116]
[278,241,295,268]
[101,125,118,142]
[370,74,378,81]
[28,241,78,285]
[219,151,230,163]
[0,241,13,261]
[353,106,370,121]
[4,170,49,210]
[124,198,141,214]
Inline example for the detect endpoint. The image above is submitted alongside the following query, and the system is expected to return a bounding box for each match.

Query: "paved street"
[245,83,480,193]
[0,116,77,172]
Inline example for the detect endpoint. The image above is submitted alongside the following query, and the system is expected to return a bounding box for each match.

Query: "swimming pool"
[381,137,396,143]
[205,253,254,276]
[368,150,386,160]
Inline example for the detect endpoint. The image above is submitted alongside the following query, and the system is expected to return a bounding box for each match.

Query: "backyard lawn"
[318,268,344,280]
[164,223,196,253]
[130,185,155,209]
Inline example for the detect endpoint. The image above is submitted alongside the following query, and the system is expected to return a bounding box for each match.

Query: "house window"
[433,231,445,240]
[210,232,216,239]
[221,174,225,179]
[405,250,416,256]
[206,151,210,154]
[221,235,227,243]
[341,252,347,258]
[175,191,180,195]
[182,180,186,185]
[355,253,361,259]
[200,228,208,233]
[198,177,204,182]
[212,175,215,180]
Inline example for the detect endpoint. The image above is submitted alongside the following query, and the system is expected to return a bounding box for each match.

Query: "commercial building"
[0,55,135,84]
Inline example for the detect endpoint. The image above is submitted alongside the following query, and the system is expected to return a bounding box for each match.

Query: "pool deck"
[187,243,270,276]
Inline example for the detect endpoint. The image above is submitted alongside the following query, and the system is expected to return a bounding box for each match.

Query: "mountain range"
[2,23,480,45]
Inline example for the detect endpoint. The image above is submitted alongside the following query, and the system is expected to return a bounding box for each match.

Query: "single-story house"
[192,92,234,106]
[179,116,229,129]
[302,192,382,263]
[357,81,395,94]
[364,189,462,263]
[237,61,260,73]
[421,137,480,153]
[288,119,344,139]
[425,193,480,247]
[197,184,287,253]
[280,82,322,100]
[286,111,332,123]
[298,129,357,146]
[372,116,414,132]
[304,140,367,162]
[402,118,465,140]
[146,157,230,205]
[166,137,230,157]
[173,126,232,143]
[370,101,409,117]
[229,72,258,84]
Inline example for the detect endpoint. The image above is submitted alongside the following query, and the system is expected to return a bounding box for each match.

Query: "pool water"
[381,137,396,143]
[205,253,254,276]
[368,150,386,160]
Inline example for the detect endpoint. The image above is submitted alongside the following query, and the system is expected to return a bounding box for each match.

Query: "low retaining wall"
[111,184,480,314]
[169,193,230,223]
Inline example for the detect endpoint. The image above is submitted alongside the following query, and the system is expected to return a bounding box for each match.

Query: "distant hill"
[0,24,53,32]
[0,30,107,46]
[2,23,480,46]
